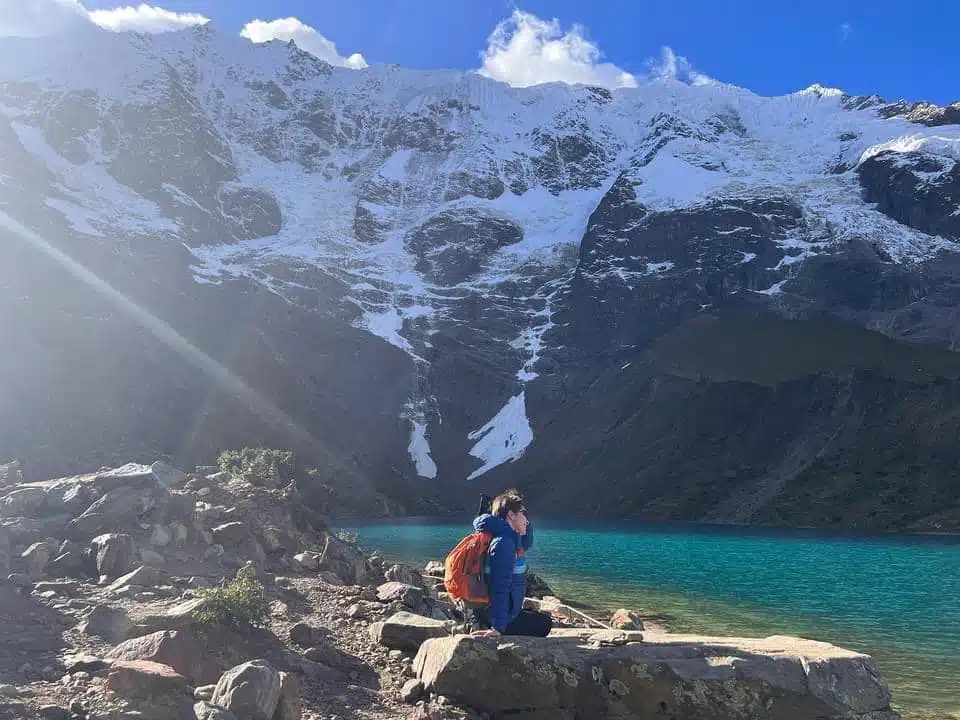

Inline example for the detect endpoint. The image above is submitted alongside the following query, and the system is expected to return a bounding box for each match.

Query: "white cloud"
[646,46,714,86]
[0,0,208,37]
[840,22,853,41]
[88,4,209,33]
[0,0,88,37]
[478,10,637,90]
[241,18,368,69]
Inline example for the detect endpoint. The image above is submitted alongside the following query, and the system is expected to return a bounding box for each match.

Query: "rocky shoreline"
[0,459,903,719]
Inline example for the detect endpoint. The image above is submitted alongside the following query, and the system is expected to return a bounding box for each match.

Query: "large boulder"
[212,522,253,547]
[90,533,136,578]
[609,609,644,631]
[369,611,455,651]
[20,541,56,578]
[211,660,282,720]
[413,630,900,719]
[106,629,218,685]
[376,582,423,608]
[194,702,238,720]
[384,563,422,587]
[106,659,189,699]
[78,604,135,643]
[0,487,47,518]
[48,539,94,578]
[317,534,376,585]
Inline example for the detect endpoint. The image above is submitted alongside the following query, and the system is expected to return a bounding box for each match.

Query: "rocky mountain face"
[0,24,959,530]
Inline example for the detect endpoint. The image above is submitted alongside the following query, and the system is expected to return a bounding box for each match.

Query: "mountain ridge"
[1,24,959,530]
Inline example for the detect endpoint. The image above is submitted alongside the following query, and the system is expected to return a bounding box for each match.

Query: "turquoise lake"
[347,519,960,720]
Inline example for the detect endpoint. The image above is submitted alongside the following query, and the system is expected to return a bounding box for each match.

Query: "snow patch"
[10,121,176,235]
[859,135,960,166]
[379,149,413,181]
[45,198,104,236]
[407,420,438,479]
[466,392,534,480]
[355,307,413,353]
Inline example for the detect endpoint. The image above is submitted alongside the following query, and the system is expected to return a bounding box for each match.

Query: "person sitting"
[469,489,553,638]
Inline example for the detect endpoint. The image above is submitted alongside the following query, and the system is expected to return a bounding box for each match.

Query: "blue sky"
[62,0,960,102]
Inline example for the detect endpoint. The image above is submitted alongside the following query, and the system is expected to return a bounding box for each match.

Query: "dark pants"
[475,608,553,637]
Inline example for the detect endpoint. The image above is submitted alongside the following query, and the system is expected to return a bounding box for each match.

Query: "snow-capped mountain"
[1,24,959,528]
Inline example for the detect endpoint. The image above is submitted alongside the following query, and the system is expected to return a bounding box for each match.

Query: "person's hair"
[491,489,525,519]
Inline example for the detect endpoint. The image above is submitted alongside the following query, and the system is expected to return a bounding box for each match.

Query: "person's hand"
[470,629,501,638]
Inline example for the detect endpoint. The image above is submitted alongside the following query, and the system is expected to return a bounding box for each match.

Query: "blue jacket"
[474,513,535,632]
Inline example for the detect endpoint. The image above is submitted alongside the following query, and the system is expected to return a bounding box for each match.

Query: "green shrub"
[217,447,295,484]
[197,566,270,632]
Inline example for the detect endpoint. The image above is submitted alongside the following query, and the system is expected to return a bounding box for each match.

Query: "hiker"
[469,489,552,638]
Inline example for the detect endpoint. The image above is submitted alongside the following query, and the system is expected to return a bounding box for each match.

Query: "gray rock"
[302,642,341,667]
[275,671,301,720]
[21,541,56,578]
[369,612,454,651]
[5,573,32,589]
[34,580,80,597]
[260,525,297,555]
[211,660,281,720]
[400,678,424,703]
[376,582,423,608]
[150,461,187,489]
[414,630,900,719]
[90,533,136,578]
[193,702,238,720]
[136,597,207,634]
[292,551,320,571]
[47,539,93,577]
[108,565,162,592]
[317,534,377,585]
[212,522,252,547]
[0,487,46,518]
[194,685,216,701]
[78,604,135,643]
[609,609,644,631]
[288,622,320,648]
[384,563,422,587]
[78,486,161,524]
[37,706,70,720]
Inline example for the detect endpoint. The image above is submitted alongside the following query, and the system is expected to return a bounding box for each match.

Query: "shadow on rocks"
[0,586,70,684]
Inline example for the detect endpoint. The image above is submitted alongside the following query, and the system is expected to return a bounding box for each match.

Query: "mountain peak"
[0,26,959,524]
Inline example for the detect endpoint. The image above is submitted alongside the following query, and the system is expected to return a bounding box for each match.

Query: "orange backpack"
[443,530,494,606]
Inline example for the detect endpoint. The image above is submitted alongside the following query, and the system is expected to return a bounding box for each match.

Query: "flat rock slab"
[369,611,455,651]
[414,630,900,720]
[107,660,189,699]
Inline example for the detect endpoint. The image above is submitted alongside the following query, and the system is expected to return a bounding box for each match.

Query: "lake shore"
[349,520,960,720]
